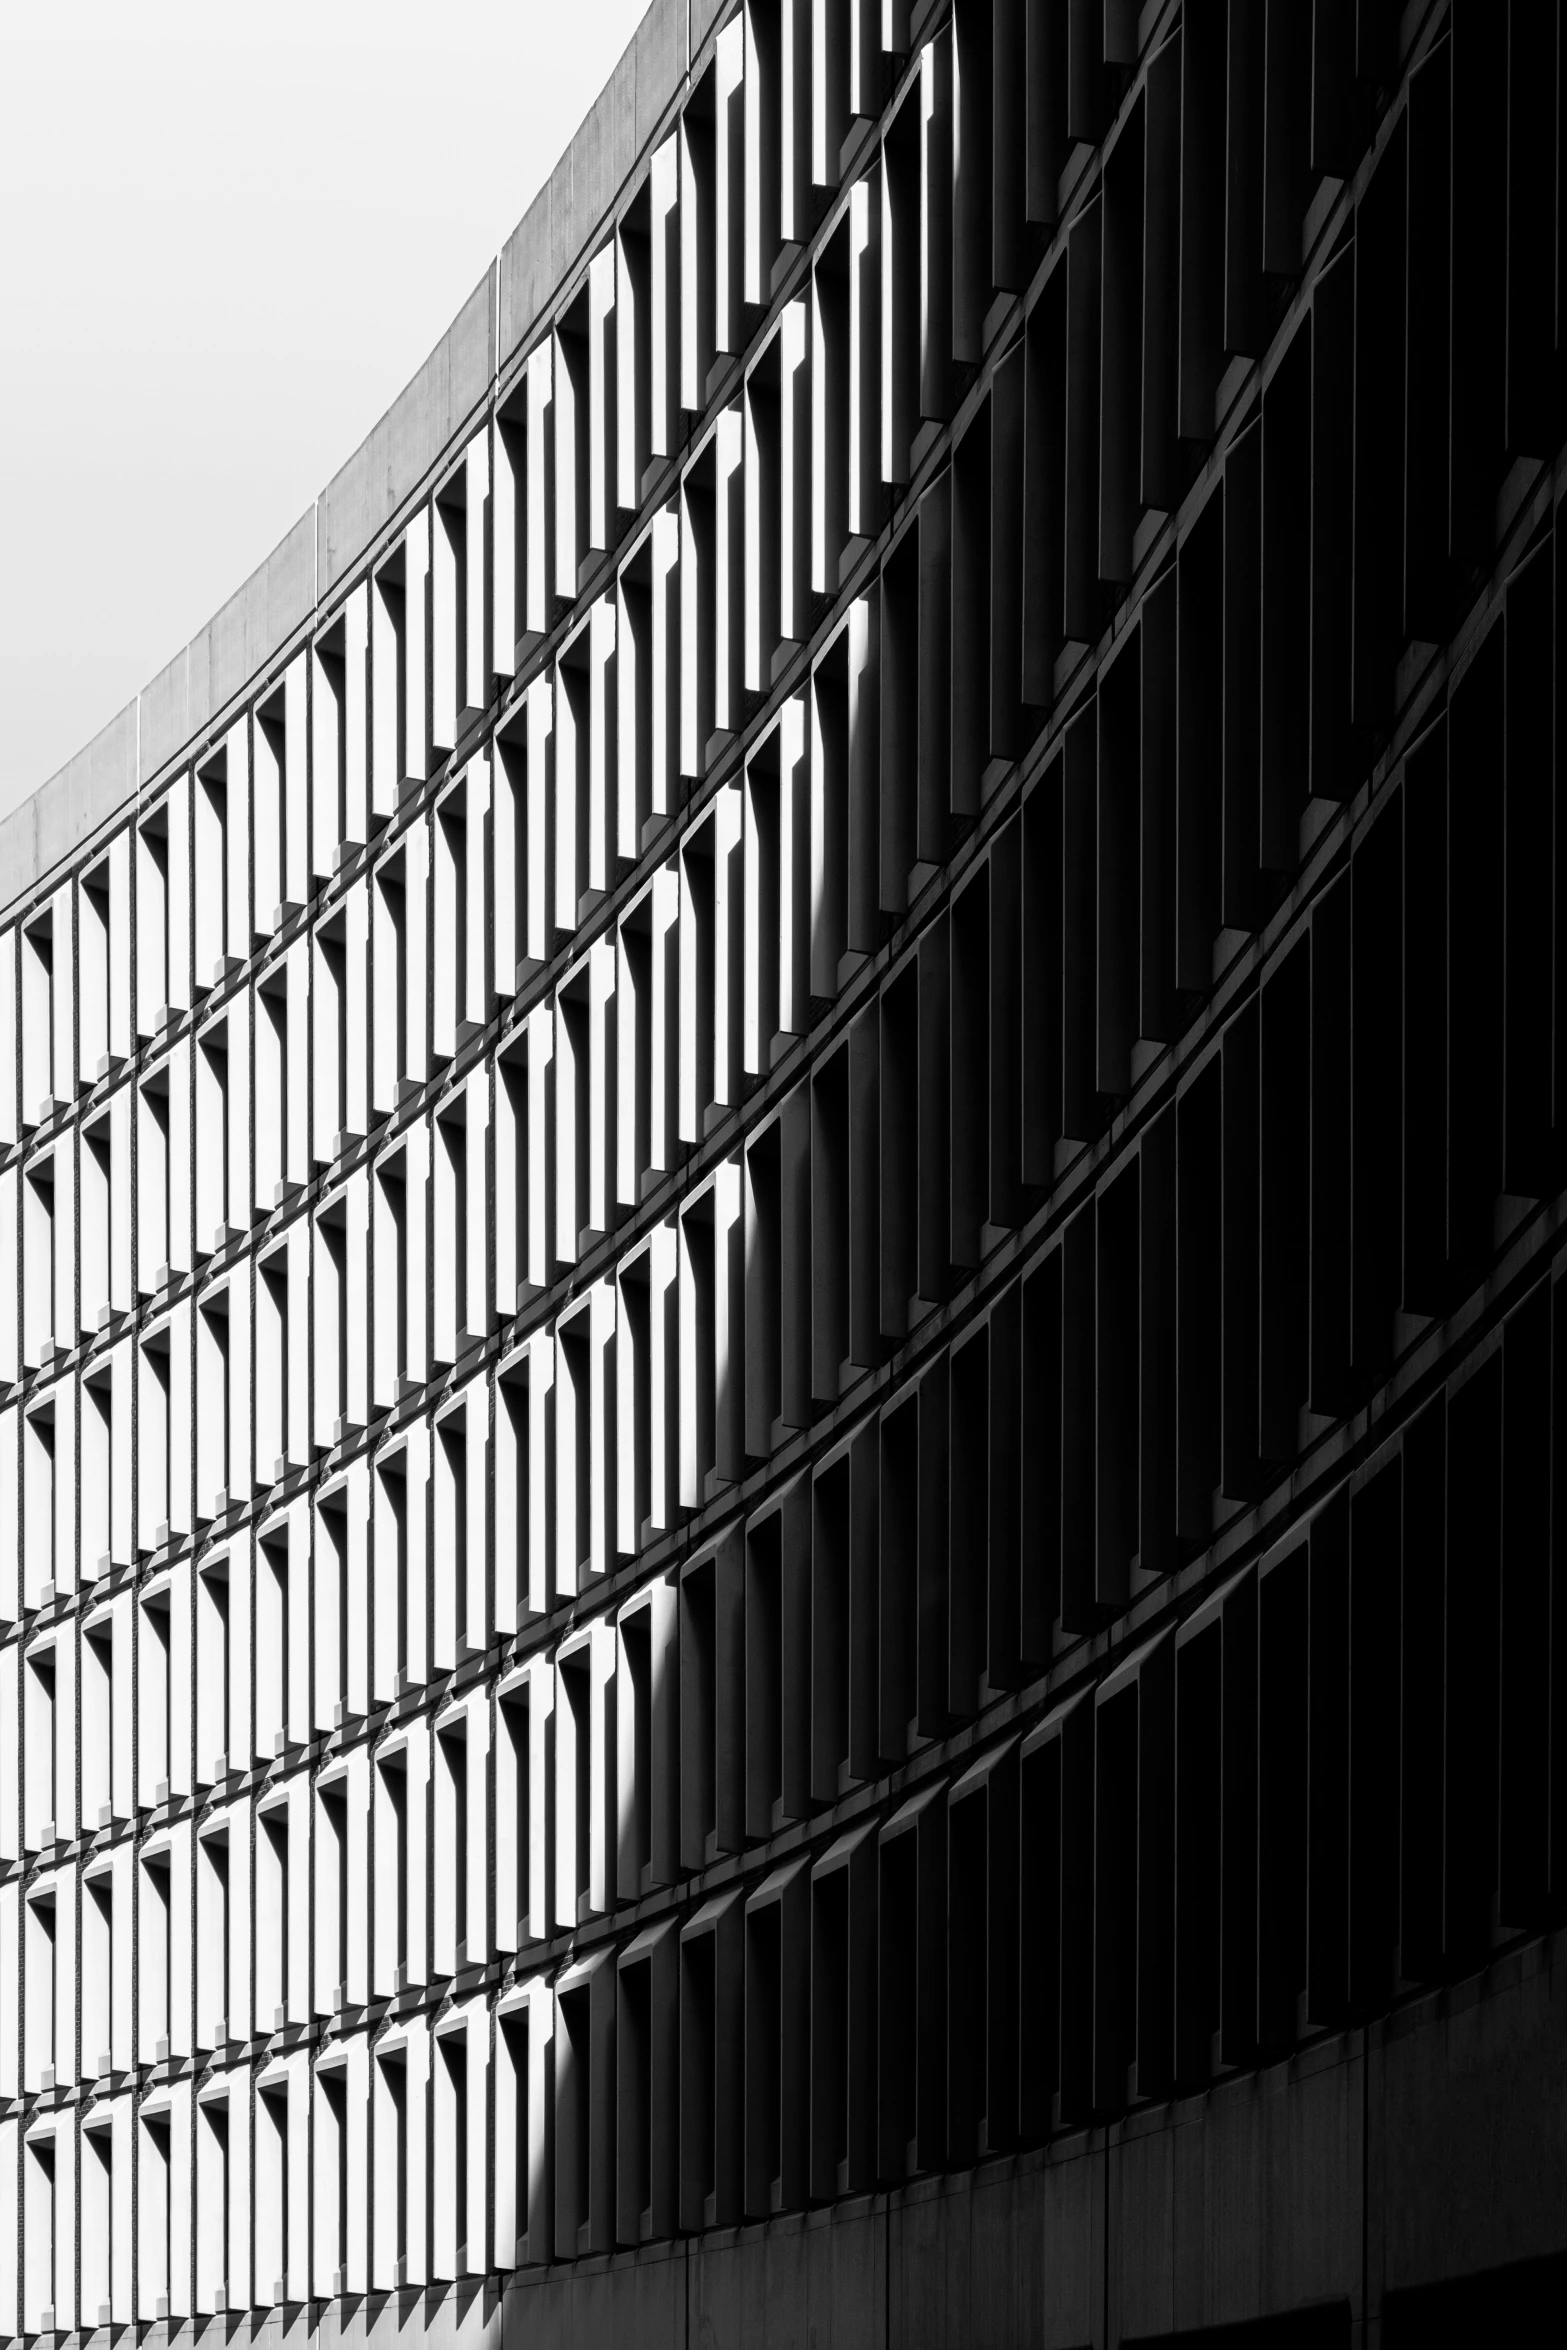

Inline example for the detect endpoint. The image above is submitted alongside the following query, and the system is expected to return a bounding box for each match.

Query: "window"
[82,1621,113,1826]
[20,910,55,1122]
[139,1847,171,2063]
[256,2083,290,2304]
[23,1644,55,1848]
[22,1158,54,1364]
[317,1782,349,2012]
[317,2066,350,2295]
[138,1586,171,1807]
[24,1888,56,2090]
[24,2127,57,2333]
[197,1825,230,2049]
[196,2095,230,2313]
[435,1719,469,1974]
[195,1557,230,1783]
[376,1750,410,1991]
[434,2029,469,2279]
[81,2119,114,2326]
[195,1024,230,1254]
[83,1868,113,2077]
[373,2048,409,2288]
[257,1807,289,2032]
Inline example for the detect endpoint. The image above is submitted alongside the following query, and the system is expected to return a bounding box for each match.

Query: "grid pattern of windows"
[0,0,1563,2341]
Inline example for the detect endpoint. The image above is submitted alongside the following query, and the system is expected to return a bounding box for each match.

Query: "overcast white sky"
[0,0,647,823]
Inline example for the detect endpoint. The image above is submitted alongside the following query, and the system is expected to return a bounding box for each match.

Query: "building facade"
[1,0,1564,2342]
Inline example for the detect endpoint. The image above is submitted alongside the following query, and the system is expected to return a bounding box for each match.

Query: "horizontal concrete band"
[0,0,718,926]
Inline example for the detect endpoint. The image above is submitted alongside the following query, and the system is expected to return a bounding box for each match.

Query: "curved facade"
[1,0,1565,2343]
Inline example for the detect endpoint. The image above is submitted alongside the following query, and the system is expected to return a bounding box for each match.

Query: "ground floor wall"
[88,1927,1567,2350]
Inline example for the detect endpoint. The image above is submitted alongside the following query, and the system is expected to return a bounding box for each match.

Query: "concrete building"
[1,0,1564,2342]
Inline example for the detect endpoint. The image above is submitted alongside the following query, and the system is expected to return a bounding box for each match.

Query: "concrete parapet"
[318,265,497,599]
[0,698,138,918]
[138,504,317,784]
[497,0,686,370]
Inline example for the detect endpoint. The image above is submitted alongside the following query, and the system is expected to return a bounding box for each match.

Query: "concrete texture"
[496,0,686,368]
[689,0,729,68]
[318,265,497,597]
[0,696,137,918]
[504,2241,687,2350]
[888,2158,1098,2350]
[1374,1938,1567,2293]
[138,502,317,779]
[83,1959,1567,2348]
[1109,2045,1363,2342]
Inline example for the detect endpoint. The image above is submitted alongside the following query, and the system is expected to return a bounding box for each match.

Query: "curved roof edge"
[2,0,722,923]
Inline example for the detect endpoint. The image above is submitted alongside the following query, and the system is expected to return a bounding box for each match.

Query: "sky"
[0,0,648,823]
